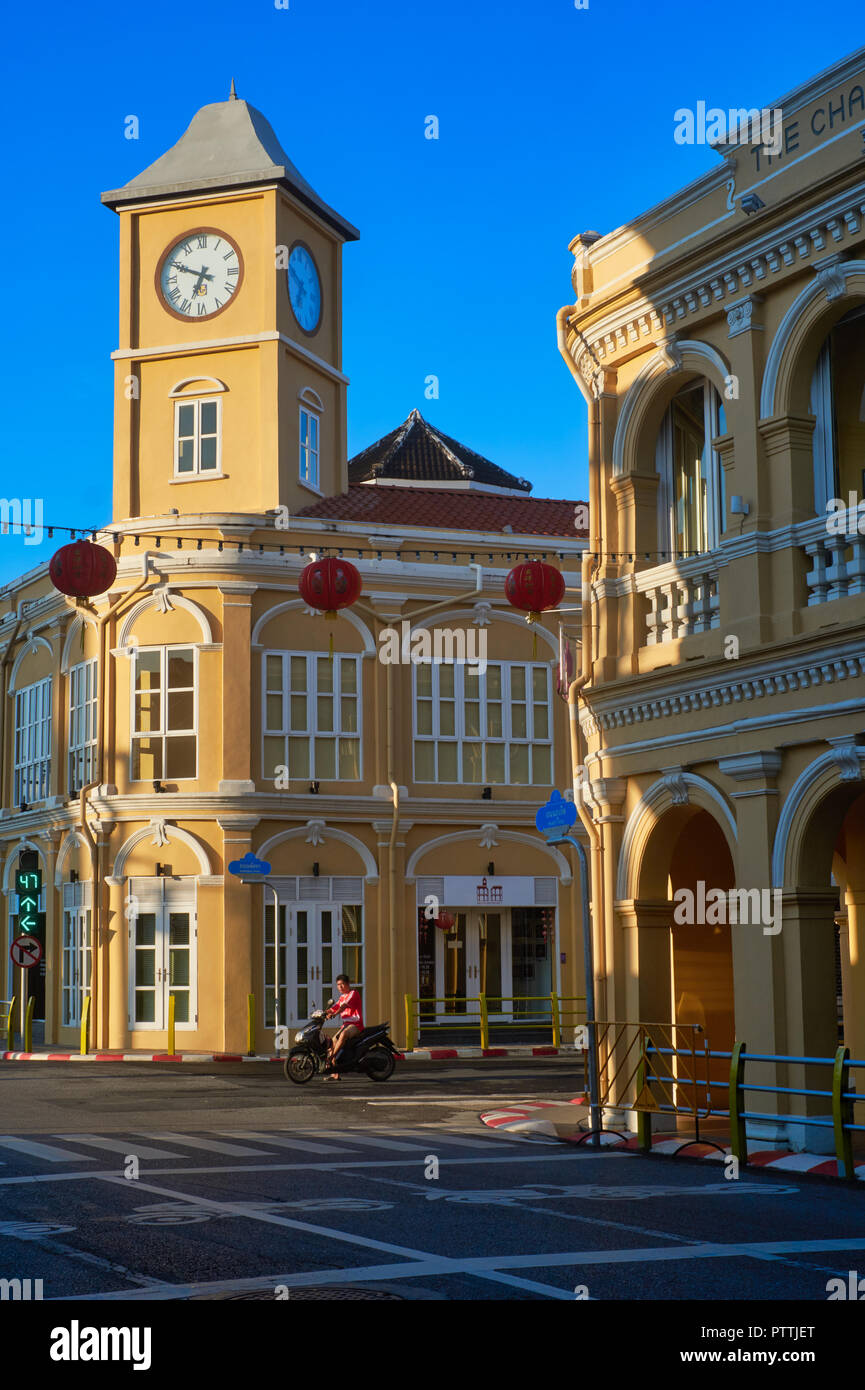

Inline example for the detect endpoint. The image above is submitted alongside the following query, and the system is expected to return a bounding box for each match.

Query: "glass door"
[269,902,364,1028]
[434,911,513,1022]
[128,880,197,1030]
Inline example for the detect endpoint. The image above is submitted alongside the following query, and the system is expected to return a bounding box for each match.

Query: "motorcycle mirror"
[327,998,334,1007]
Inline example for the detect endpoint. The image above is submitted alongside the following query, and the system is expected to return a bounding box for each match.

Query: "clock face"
[157,229,243,321]
[287,242,322,334]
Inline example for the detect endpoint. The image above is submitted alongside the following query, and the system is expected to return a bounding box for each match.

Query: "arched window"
[656,379,726,556]
[810,306,865,511]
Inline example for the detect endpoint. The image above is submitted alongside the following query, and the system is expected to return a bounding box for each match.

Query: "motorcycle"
[284,1001,399,1084]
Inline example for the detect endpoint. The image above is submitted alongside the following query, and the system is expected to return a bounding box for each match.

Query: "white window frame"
[68,658,97,795]
[657,380,725,558]
[173,396,223,478]
[412,661,553,786]
[13,677,52,806]
[262,651,361,783]
[299,407,320,489]
[130,645,198,783]
[61,881,92,1028]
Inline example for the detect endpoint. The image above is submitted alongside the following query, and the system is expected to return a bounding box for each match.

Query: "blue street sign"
[228,852,272,877]
[535,789,577,835]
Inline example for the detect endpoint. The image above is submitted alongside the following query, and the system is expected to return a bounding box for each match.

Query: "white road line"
[0,1149,631,1187]
[0,1136,99,1163]
[398,1130,509,1149]
[221,1131,358,1155]
[137,1133,272,1157]
[304,1132,437,1154]
[57,1135,188,1160]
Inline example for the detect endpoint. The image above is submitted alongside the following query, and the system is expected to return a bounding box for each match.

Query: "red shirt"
[332,989,363,1028]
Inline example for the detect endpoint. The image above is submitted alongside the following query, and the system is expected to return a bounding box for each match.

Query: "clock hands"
[169,260,215,283]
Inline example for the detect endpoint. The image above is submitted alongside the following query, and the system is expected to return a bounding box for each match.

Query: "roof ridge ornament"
[229,77,237,100]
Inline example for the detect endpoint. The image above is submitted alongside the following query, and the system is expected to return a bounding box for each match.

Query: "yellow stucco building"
[0,91,587,1054]
[558,45,865,1144]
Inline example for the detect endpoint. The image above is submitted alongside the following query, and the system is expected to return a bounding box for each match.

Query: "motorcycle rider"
[324,974,364,1080]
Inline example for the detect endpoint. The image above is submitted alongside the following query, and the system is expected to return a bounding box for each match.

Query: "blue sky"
[0,0,861,583]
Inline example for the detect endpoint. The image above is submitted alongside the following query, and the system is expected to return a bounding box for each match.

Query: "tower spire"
[229,77,237,100]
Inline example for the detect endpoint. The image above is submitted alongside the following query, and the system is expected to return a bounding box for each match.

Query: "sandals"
[324,1072,340,1081]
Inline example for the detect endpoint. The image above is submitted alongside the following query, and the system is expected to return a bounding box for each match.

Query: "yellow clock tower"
[102,87,359,523]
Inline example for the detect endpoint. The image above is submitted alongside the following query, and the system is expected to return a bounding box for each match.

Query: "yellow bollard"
[247,993,255,1056]
[6,996,16,1052]
[479,995,489,1050]
[167,993,176,1057]
[404,993,414,1053]
[550,992,561,1049]
[80,996,91,1055]
[24,995,34,1053]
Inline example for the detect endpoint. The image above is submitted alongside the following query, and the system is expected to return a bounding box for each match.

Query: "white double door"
[268,903,348,1028]
[129,878,197,1029]
[437,910,513,1022]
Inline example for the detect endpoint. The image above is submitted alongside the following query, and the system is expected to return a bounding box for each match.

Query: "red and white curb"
[0,1045,571,1063]
[481,1104,865,1177]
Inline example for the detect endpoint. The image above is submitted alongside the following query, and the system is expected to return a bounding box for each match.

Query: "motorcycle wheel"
[285,1049,316,1084]
[363,1046,395,1082]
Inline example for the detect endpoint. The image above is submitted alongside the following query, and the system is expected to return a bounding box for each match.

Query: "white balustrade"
[637,560,720,646]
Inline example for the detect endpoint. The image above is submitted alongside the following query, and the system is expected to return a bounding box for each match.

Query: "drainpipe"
[75,552,157,1050]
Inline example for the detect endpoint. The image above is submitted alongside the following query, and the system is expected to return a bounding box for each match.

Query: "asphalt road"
[0,1057,863,1310]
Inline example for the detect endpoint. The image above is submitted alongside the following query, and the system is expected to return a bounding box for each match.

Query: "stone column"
[613,898,675,1129]
[778,889,840,1153]
[218,585,256,795]
[842,889,865,1062]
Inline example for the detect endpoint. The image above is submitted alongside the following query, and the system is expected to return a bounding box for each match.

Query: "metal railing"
[0,998,15,1051]
[404,993,585,1051]
[637,1039,865,1178]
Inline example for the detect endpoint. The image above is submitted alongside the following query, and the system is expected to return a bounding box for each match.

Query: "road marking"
[0,1149,652,1187]
[398,1129,510,1149]
[57,1135,187,1160]
[0,1136,99,1163]
[221,1131,358,1155]
[305,1132,438,1154]
[137,1133,272,1157]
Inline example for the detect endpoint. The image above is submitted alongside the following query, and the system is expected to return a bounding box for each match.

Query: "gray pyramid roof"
[102,94,358,240]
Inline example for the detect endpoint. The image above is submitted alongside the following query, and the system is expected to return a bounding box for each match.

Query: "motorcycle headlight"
[294,1030,304,1042]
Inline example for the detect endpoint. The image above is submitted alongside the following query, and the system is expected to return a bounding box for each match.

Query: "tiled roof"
[348,409,532,491]
[295,485,584,537]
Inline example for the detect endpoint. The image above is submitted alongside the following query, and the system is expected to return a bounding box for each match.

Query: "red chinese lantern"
[49,540,117,598]
[436,911,456,933]
[504,560,565,622]
[298,557,362,618]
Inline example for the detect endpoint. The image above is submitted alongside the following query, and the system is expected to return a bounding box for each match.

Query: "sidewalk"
[480,1098,865,1181]
[0,1044,578,1063]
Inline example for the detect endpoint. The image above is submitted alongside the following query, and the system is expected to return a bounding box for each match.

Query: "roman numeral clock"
[156,228,243,320]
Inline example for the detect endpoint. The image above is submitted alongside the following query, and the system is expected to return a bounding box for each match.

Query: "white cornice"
[566,181,865,383]
[111,330,349,385]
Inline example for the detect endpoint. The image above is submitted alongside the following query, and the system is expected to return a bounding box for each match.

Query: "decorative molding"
[660,767,689,805]
[405,829,573,883]
[117,591,215,647]
[826,736,864,782]
[60,615,98,674]
[255,823,379,883]
[8,634,54,693]
[726,294,764,337]
[718,751,783,781]
[611,339,732,476]
[616,774,737,901]
[112,821,213,878]
[813,252,848,302]
[305,819,326,846]
[772,744,865,887]
[250,598,376,656]
[760,258,865,418]
[582,649,865,736]
[479,823,499,848]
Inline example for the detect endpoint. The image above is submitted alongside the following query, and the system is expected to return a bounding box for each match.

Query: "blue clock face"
[288,244,322,334]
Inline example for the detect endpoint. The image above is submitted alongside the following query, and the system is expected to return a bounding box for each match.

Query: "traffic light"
[15,853,42,938]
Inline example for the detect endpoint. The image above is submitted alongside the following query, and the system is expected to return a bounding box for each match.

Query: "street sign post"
[535,790,601,1147]
[228,854,280,1053]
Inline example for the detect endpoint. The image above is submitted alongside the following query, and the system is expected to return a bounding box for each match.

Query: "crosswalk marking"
[0,1136,98,1163]
[307,1132,436,1154]
[398,1129,504,1150]
[137,1133,272,1157]
[58,1135,187,1160]
[221,1131,357,1155]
